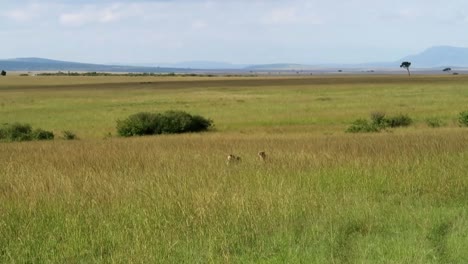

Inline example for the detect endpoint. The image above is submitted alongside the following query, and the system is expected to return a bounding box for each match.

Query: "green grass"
[1,75,468,262]
[1,75,467,137]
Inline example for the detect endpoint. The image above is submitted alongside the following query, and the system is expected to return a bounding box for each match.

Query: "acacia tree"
[0,70,6,76]
[400,61,411,76]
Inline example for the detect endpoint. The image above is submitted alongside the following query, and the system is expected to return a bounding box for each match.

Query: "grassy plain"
[1,75,468,263]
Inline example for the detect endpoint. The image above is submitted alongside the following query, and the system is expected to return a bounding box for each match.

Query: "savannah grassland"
[1,75,468,263]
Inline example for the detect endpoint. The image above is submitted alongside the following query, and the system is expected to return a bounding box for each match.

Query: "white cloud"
[263,7,298,24]
[191,20,208,30]
[4,10,31,22]
[261,6,323,25]
[99,7,122,23]
[59,13,89,27]
[59,4,124,27]
[2,4,42,22]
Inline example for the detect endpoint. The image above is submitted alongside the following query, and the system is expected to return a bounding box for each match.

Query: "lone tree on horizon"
[1,70,6,76]
[400,61,411,76]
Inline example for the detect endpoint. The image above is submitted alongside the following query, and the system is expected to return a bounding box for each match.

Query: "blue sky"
[1,0,467,64]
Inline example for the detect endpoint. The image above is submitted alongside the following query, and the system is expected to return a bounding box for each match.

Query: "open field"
[1,75,468,262]
[1,75,468,138]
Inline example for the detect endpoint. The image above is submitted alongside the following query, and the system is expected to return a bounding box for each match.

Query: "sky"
[1,0,468,65]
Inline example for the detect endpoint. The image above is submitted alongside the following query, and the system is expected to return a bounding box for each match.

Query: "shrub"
[346,119,380,133]
[346,112,413,133]
[33,129,54,140]
[116,112,159,137]
[154,111,211,134]
[1,123,33,141]
[117,111,213,137]
[62,130,77,140]
[0,127,6,140]
[370,111,387,127]
[425,118,444,128]
[459,111,468,127]
[190,115,213,132]
[0,123,55,142]
[385,114,413,128]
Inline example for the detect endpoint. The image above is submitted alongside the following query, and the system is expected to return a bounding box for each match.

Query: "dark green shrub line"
[117,111,213,137]
[34,71,255,77]
[385,114,413,128]
[346,112,413,133]
[347,110,468,133]
[33,129,55,140]
[0,123,54,142]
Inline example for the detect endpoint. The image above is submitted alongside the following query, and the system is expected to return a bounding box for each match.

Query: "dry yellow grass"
[2,129,466,202]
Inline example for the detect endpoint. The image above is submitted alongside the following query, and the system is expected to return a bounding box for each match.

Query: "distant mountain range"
[0,58,187,73]
[1,46,468,72]
[246,46,468,70]
[132,61,248,70]
[401,46,468,67]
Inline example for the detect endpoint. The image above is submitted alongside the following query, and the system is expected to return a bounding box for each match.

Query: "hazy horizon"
[2,0,468,65]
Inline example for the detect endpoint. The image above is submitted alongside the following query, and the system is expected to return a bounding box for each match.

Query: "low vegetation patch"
[62,130,78,140]
[116,110,213,137]
[345,119,380,133]
[385,114,413,128]
[459,111,468,127]
[425,118,444,128]
[0,123,54,142]
[347,112,413,133]
[32,128,55,140]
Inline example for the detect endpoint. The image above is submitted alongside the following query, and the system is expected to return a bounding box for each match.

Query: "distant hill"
[400,46,468,67]
[246,46,468,70]
[156,61,247,70]
[245,63,310,70]
[245,62,399,71]
[3,46,468,72]
[0,58,187,73]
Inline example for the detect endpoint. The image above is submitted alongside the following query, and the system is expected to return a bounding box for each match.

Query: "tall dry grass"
[1,129,468,262]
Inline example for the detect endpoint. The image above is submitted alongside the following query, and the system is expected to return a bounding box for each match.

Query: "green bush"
[116,112,159,137]
[425,118,444,128]
[33,129,55,140]
[346,119,380,133]
[190,115,213,132]
[117,111,213,137]
[0,123,54,142]
[0,126,6,139]
[346,112,413,133]
[370,111,387,127]
[459,111,468,127]
[62,131,77,140]
[0,123,32,141]
[385,114,413,128]
[154,111,211,134]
